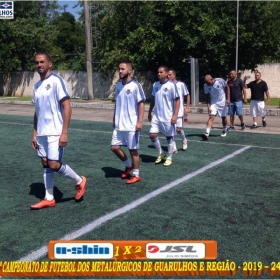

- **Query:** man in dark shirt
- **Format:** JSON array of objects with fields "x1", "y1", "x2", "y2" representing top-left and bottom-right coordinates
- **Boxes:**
[
  {"x1": 244, "y1": 72, "x2": 270, "y2": 128},
  {"x1": 228, "y1": 70, "x2": 247, "y2": 131}
]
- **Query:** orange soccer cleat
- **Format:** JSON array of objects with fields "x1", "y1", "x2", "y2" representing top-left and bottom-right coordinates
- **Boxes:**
[
  {"x1": 76, "y1": 176, "x2": 87, "y2": 200},
  {"x1": 30, "y1": 199, "x2": 56, "y2": 209},
  {"x1": 126, "y1": 175, "x2": 141, "y2": 184},
  {"x1": 121, "y1": 165, "x2": 134, "y2": 179}
]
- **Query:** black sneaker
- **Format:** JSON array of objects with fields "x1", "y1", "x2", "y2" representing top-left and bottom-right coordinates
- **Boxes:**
[
  {"x1": 262, "y1": 120, "x2": 267, "y2": 127},
  {"x1": 241, "y1": 123, "x2": 246, "y2": 130},
  {"x1": 228, "y1": 126, "x2": 234, "y2": 131},
  {"x1": 250, "y1": 124, "x2": 258, "y2": 129},
  {"x1": 202, "y1": 133, "x2": 209, "y2": 140}
]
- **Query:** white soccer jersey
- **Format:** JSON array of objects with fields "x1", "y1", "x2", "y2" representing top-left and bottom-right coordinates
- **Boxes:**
[
  {"x1": 32, "y1": 73, "x2": 70, "y2": 136},
  {"x1": 114, "y1": 79, "x2": 146, "y2": 131},
  {"x1": 204, "y1": 78, "x2": 227, "y2": 106},
  {"x1": 152, "y1": 80, "x2": 179, "y2": 123},
  {"x1": 176, "y1": 81, "x2": 189, "y2": 117}
]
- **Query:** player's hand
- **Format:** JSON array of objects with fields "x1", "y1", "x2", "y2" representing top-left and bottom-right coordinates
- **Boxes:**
[
  {"x1": 31, "y1": 137, "x2": 37, "y2": 150},
  {"x1": 243, "y1": 98, "x2": 248, "y2": 104},
  {"x1": 59, "y1": 133, "x2": 68, "y2": 147},
  {"x1": 136, "y1": 122, "x2": 143, "y2": 131},
  {"x1": 148, "y1": 113, "x2": 152, "y2": 122},
  {"x1": 171, "y1": 116, "x2": 177, "y2": 124},
  {"x1": 267, "y1": 98, "x2": 271, "y2": 105},
  {"x1": 184, "y1": 107, "x2": 189, "y2": 115},
  {"x1": 226, "y1": 99, "x2": 230, "y2": 105}
]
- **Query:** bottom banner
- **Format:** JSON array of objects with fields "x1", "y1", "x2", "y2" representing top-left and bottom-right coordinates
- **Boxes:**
[{"x1": 0, "y1": 260, "x2": 278, "y2": 277}]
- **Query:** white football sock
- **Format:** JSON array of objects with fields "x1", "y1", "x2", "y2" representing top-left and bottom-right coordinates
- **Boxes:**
[
  {"x1": 44, "y1": 168, "x2": 55, "y2": 201},
  {"x1": 58, "y1": 163, "x2": 82, "y2": 185},
  {"x1": 152, "y1": 137, "x2": 163, "y2": 155}
]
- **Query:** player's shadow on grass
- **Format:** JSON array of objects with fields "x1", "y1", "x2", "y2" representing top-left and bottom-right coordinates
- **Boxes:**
[
  {"x1": 147, "y1": 144, "x2": 168, "y2": 152},
  {"x1": 184, "y1": 133, "x2": 205, "y2": 138},
  {"x1": 102, "y1": 167, "x2": 124, "y2": 178},
  {"x1": 29, "y1": 183, "x2": 75, "y2": 203},
  {"x1": 140, "y1": 154, "x2": 158, "y2": 163},
  {"x1": 185, "y1": 132, "x2": 220, "y2": 140}
]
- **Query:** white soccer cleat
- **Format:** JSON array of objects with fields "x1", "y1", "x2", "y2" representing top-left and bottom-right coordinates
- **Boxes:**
[{"x1": 182, "y1": 139, "x2": 188, "y2": 150}]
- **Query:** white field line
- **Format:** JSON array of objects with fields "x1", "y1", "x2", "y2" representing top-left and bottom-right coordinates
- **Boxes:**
[
  {"x1": 19, "y1": 145, "x2": 251, "y2": 261},
  {"x1": 0, "y1": 121, "x2": 279, "y2": 150}
]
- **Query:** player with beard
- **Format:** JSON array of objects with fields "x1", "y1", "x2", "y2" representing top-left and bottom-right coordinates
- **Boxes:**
[
  {"x1": 227, "y1": 70, "x2": 247, "y2": 131},
  {"x1": 111, "y1": 60, "x2": 146, "y2": 184},
  {"x1": 148, "y1": 66, "x2": 180, "y2": 166},
  {"x1": 31, "y1": 52, "x2": 86, "y2": 209},
  {"x1": 244, "y1": 72, "x2": 270, "y2": 128},
  {"x1": 168, "y1": 69, "x2": 190, "y2": 152}
]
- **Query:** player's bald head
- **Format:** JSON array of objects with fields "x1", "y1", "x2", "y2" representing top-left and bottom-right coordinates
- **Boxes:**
[
  {"x1": 204, "y1": 74, "x2": 214, "y2": 85},
  {"x1": 204, "y1": 74, "x2": 212, "y2": 82}
]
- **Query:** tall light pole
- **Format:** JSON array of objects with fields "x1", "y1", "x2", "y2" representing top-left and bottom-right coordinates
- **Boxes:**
[
  {"x1": 84, "y1": 0, "x2": 94, "y2": 100},
  {"x1": 235, "y1": 0, "x2": 239, "y2": 71}
]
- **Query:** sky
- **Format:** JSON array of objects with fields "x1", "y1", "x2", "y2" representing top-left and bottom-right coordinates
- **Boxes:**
[{"x1": 57, "y1": 1, "x2": 83, "y2": 19}]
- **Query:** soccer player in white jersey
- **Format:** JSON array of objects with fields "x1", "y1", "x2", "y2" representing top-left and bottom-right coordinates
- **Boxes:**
[
  {"x1": 168, "y1": 69, "x2": 190, "y2": 152},
  {"x1": 30, "y1": 52, "x2": 86, "y2": 209},
  {"x1": 148, "y1": 66, "x2": 180, "y2": 166},
  {"x1": 111, "y1": 60, "x2": 146, "y2": 184},
  {"x1": 202, "y1": 74, "x2": 230, "y2": 140}
]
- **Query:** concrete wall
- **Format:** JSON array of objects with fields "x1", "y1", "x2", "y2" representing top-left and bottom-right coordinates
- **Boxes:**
[
  {"x1": 243, "y1": 64, "x2": 280, "y2": 98},
  {"x1": 0, "y1": 63, "x2": 279, "y2": 99},
  {"x1": 0, "y1": 70, "x2": 156, "y2": 99}
]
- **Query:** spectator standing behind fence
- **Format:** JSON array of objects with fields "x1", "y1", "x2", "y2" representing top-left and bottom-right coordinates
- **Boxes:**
[
  {"x1": 227, "y1": 70, "x2": 247, "y2": 131},
  {"x1": 243, "y1": 72, "x2": 270, "y2": 128},
  {"x1": 30, "y1": 52, "x2": 86, "y2": 210},
  {"x1": 148, "y1": 65, "x2": 180, "y2": 167},
  {"x1": 202, "y1": 74, "x2": 230, "y2": 140},
  {"x1": 111, "y1": 60, "x2": 146, "y2": 184},
  {"x1": 167, "y1": 69, "x2": 189, "y2": 152}
]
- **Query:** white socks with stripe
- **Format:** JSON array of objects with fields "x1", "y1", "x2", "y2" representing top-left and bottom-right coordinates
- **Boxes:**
[{"x1": 57, "y1": 163, "x2": 82, "y2": 185}]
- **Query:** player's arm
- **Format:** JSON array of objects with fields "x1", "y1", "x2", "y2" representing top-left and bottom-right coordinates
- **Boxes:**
[
  {"x1": 171, "y1": 83, "x2": 180, "y2": 124},
  {"x1": 243, "y1": 76, "x2": 248, "y2": 88},
  {"x1": 243, "y1": 86, "x2": 247, "y2": 103},
  {"x1": 148, "y1": 96, "x2": 155, "y2": 122},
  {"x1": 184, "y1": 94, "x2": 190, "y2": 115},
  {"x1": 225, "y1": 85, "x2": 230, "y2": 105},
  {"x1": 241, "y1": 79, "x2": 247, "y2": 104},
  {"x1": 265, "y1": 90, "x2": 270, "y2": 105},
  {"x1": 136, "y1": 101, "x2": 145, "y2": 131},
  {"x1": 31, "y1": 112, "x2": 38, "y2": 150},
  {"x1": 171, "y1": 97, "x2": 180, "y2": 124},
  {"x1": 243, "y1": 78, "x2": 250, "y2": 104},
  {"x1": 60, "y1": 97, "x2": 72, "y2": 147},
  {"x1": 112, "y1": 103, "x2": 116, "y2": 128},
  {"x1": 183, "y1": 83, "x2": 190, "y2": 115}
]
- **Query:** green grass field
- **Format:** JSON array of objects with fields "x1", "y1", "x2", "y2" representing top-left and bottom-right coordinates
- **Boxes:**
[{"x1": 0, "y1": 114, "x2": 280, "y2": 278}]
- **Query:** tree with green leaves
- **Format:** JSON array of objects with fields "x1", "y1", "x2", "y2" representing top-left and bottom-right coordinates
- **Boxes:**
[
  {"x1": 2, "y1": 0, "x2": 280, "y2": 78},
  {"x1": 0, "y1": 1, "x2": 60, "y2": 70},
  {"x1": 51, "y1": 12, "x2": 86, "y2": 70},
  {"x1": 91, "y1": 1, "x2": 280, "y2": 81},
  {"x1": 0, "y1": 1, "x2": 85, "y2": 71}
]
